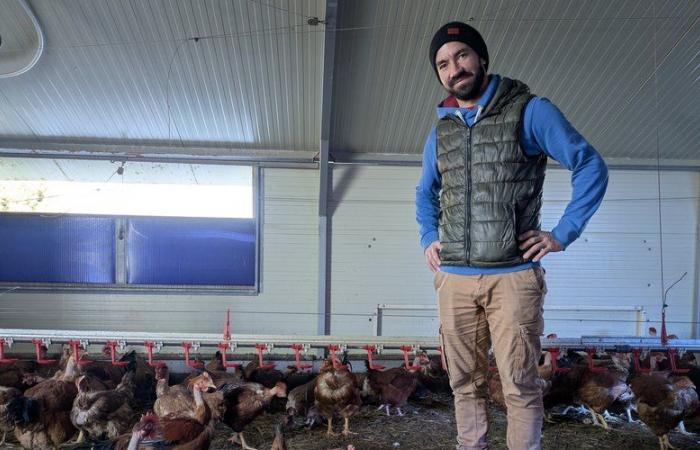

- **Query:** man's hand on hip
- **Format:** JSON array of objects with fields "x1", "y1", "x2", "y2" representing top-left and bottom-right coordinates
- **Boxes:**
[
  {"x1": 425, "y1": 240, "x2": 442, "y2": 272},
  {"x1": 518, "y1": 230, "x2": 564, "y2": 262}
]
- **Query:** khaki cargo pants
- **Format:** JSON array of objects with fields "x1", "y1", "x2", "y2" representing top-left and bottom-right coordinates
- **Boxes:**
[{"x1": 435, "y1": 267, "x2": 547, "y2": 450}]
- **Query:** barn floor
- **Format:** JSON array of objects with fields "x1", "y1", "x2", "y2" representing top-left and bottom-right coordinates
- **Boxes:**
[
  {"x1": 2, "y1": 394, "x2": 699, "y2": 450},
  {"x1": 205, "y1": 394, "x2": 700, "y2": 450}
]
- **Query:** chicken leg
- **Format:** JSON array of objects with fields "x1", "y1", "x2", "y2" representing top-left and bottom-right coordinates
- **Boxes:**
[
  {"x1": 228, "y1": 432, "x2": 258, "y2": 450},
  {"x1": 377, "y1": 404, "x2": 391, "y2": 416},
  {"x1": 659, "y1": 434, "x2": 679, "y2": 450},
  {"x1": 342, "y1": 417, "x2": 356, "y2": 436},
  {"x1": 0, "y1": 431, "x2": 6, "y2": 446},
  {"x1": 602, "y1": 410, "x2": 621, "y2": 423},
  {"x1": 675, "y1": 421, "x2": 696, "y2": 436},
  {"x1": 588, "y1": 409, "x2": 610, "y2": 430},
  {"x1": 326, "y1": 417, "x2": 338, "y2": 437}
]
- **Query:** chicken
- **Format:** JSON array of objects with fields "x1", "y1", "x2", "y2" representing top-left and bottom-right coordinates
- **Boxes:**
[
  {"x1": 0, "y1": 386, "x2": 21, "y2": 445},
  {"x1": 577, "y1": 357, "x2": 634, "y2": 429},
  {"x1": 281, "y1": 367, "x2": 317, "y2": 392},
  {"x1": 204, "y1": 351, "x2": 244, "y2": 381},
  {"x1": 269, "y1": 422, "x2": 286, "y2": 450},
  {"x1": 116, "y1": 350, "x2": 156, "y2": 405},
  {"x1": 75, "y1": 349, "x2": 129, "y2": 390},
  {"x1": 155, "y1": 364, "x2": 170, "y2": 399},
  {"x1": 220, "y1": 380, "x2": 286, "y2": 450},
  {"x1": 314, "y1": 358, "x2": 361, "y2": 436},
  {"x1": 114, "y1": 378, "x2": 215, "y2": 450},
  {"x1": 154, "y1": 369, "x2": 218, "y2": 421},
  {"x1": 6, "y1": 354, "x2": 80, "y2": 450},
  {"x1": 117, "y1": 375, "x2": 215, "y2": 450},
  {"x1": 246, "y1": 364, "x2": 286, "y2": 389},
  {"x1": 416, "y1": 354, "x2": 451, "y2": 395},
  {"x1": 72, "y1": 373, "x2": 113, "y2": 393},
  {"x1": 632, "y1": 373, "x2": 699, "y2": 450},
  {"x1": 542, "y1": 350, "x2": 586, "y2": 411},
  {"x1": 360, "y1": 362, "x2": 411, "y2": 402},
  {"x1": 185, "y1": 352, "x2": 242, "y2": 389},
  {"x1": 285, "y1": 378, "x2": 316, "y2": 418},
  {"x1": 70, "y1": 367, "x2": 137, "y2": 441},
  {"x1": 364, "y1": 361, "x2": 418, "y2": 416},
  {"x1": 0, "y1": 358, "x2": 62, "y2": 392},
  {"x1": 1, "y1": 354, "x2": 63, "y2": 383},
  {"x1": 0, "y1": 365, "x2": 32, "y2": 391}
]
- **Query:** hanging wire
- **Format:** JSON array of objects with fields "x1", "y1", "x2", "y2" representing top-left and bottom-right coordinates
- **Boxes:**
[{"x1": 0, "y1": 12, "x2": 689, "y2": 53}]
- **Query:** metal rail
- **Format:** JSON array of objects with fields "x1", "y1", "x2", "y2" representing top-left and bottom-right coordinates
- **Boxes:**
[
  {"x1": 1, "y1": 329, "x2": 700, "y2": 355},
  {"x1": 374, "y1": 304, "x2": 648, "y2": 337}
]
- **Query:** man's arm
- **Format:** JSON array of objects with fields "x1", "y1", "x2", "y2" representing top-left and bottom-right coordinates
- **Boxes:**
[
  {"x1": 519, "y1": 97, "x2": 609, "y2": 260},
  {"x1": 416, "y1": 128, "x2": 443, "y2": 271}
]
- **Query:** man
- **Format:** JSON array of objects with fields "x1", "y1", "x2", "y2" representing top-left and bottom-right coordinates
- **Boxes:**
[{"x1": 415, "y1": 22, "x2": 608, "y2": 450}]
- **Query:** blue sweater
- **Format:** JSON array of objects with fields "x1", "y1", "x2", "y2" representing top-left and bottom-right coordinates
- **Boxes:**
[{"x1": 416, "y1": 75, "x2": 609, "y2": 275}]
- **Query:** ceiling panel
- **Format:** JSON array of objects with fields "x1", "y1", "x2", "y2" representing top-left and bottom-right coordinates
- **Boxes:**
[
  {"x1": 330, "y1": 0, "x2": 700, "y2": 164},
  {"x1": 0, "y1": 0, "x2": 697, "y2": 165},
  {"x1": 0, "y1": 0, "x2": 325, "y2": 152}
]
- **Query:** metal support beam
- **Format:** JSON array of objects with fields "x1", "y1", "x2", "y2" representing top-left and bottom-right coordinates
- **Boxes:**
[
  {"x1": 330, "y1": 151, "x2": 700, "y2": 172},
  {"x1": 695, "y1": 202, "x2": 700, "y2": 338},
  {"x1": 3, "y1": 141, "x2": 698, "y2": 172},
  {"x1": 0, "y1": 139, "x2": 318, "y2": 168},
  {"x1": 317, "y1": 0, "x2": 338, "y2": 336}
]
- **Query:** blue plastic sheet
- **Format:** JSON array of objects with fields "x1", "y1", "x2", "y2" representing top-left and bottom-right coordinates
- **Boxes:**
[
  {"x1": 0, "y1": 214, "x2": 116, "y2": 283},
  {"x1": 126, "y1": 217, "x2": 256, "y2": 286}
]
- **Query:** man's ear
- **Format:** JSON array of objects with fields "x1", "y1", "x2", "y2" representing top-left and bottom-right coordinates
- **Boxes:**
[{"x1": 480, "y1": 58, "x2": 487, "y2": 70}]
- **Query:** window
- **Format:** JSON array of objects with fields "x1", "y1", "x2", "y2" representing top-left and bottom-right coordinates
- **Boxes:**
[{"x1": 0, "y1": 157, "x2": 259, "y2": 293}]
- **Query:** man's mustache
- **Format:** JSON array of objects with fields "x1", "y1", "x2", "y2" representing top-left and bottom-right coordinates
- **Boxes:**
[{"x1": 449, "y1": 71, "x2": 474, "y2": 87}]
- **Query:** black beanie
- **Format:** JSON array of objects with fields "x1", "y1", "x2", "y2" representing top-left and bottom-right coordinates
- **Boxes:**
[{"x1": 429, "y1": 22, "x2": 489, "y2": 77}]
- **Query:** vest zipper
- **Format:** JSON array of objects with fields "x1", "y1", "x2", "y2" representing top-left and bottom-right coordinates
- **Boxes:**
[{"x1": 466, "y1": 127, "x2": 472, "y2": 265}]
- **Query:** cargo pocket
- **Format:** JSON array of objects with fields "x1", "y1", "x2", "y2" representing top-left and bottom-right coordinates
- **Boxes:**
[
  {"x1": 514, "y1": 318, "x2": 544, "y2": 383},
  {"x1": 437, "y1": 326, "x2": 453, "y2": 382}
]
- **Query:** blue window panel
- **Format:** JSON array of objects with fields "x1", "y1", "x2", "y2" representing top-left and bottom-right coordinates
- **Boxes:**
[
  {"x1": 0, "y1": 215, "x2": 116, "y2": 284},
  {"x1": 127, "y1": 218, "x2": 256, "y2": 286}
]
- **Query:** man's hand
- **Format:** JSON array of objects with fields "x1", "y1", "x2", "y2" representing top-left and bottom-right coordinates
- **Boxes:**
[
  {"x1": 518, "y1": 230, "x2": 563, "y2": 262},
  {"x1": 425, "y1": 240, "x2": 442, "y2": 272}
]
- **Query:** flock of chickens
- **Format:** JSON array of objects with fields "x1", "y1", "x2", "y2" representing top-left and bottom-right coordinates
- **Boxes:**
[
  {"x1": 0, "y1": 344, "x2": 433, "y2": 450},
  {"x1": 487, "y1": 332, "x2": 700, "y2": 450},
  {"x1": 0, "y1": 335, "x2": 699, "y2": 450}
]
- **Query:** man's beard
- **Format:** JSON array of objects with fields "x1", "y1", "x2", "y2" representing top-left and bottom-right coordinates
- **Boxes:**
[{"x1": 447, "y1": 67, "x2": 485, "y2": 101}]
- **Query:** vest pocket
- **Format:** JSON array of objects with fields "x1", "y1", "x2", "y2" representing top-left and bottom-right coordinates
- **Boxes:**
[{"x1": 502, "y1": 203, "x2": 520, "y2": 259}]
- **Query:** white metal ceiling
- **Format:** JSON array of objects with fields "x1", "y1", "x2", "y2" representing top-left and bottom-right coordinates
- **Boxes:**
[{"x1": 0, "y1": 0, "x2": 697, "y2": 166}]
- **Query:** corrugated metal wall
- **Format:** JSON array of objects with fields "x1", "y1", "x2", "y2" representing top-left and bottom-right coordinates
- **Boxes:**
[
  {"x1": 0, "y1": 168, "x2": 319, "y2": 335},
  {"x1": 2, "y1": 165, "x2": 697, "y2": 339},
  {"x1": 329, "y1": 166, "x2": 699, "y2": 338}
]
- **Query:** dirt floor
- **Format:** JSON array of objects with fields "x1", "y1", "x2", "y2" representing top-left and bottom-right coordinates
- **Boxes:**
[
  {"x1": 2, "y1": 394, "x2": 699, "y2": 450},
  {"x1": 204, "y1": 394, "x2": 700, "y2": 450}
]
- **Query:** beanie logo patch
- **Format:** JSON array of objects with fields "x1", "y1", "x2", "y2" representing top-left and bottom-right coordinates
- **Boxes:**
[{"x1": 447, "y1": 27, "x2": 460, "y2": 35}]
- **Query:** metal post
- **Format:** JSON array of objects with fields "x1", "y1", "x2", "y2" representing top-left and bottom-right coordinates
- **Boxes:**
[
  {"x1": 317, "y1": 0, "x2": 338, "y2": 336},
  {"x1": 695, "y1": 202, "x2": 700, "y2": 338}
]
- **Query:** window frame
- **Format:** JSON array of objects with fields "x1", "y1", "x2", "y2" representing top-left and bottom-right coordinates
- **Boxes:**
[{"x1": 0, "y1": 165, "x2": 262, "y2": 296}]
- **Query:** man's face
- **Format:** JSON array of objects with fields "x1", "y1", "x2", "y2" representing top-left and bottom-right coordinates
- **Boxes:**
[{"x1": 435, "y1": 41, "x2": 486, "y2": 101}]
